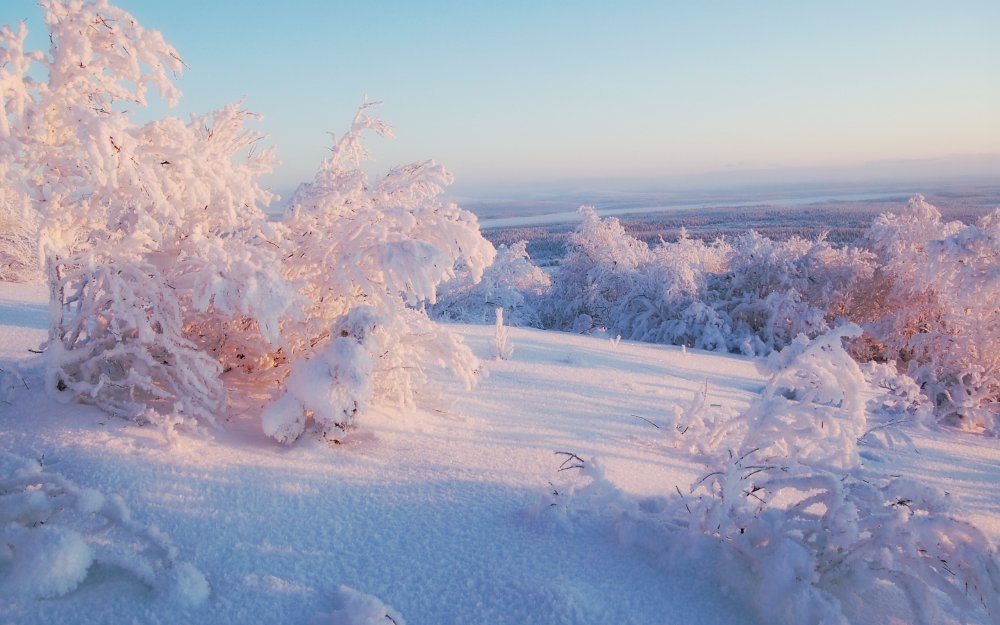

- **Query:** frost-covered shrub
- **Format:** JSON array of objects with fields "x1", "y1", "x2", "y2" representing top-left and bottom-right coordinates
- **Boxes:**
[
  {"x1": 553, "y1": 328, "x2": 1000, "y2": 625},
  {"x1": 863, "y1": 195, "x2": 1000, "y2": 433},
  {"x1": 680, "y1": 326, "x2": 1000, "y2": 625},
  {"x1": 0, "y1": 452, "x2": 208, "y2": 603},
  {"x1": 687, "y1": 456, "x2": 1000, "y2": 625},
  {"x1": 665, "y1": 380, "x2": 739, "y2": 456},
  {"x1": 432, "y1": 241, "x2": 550, "y2": 328},
  {"x1": 716, "y1": 232, "x2": 874, "y2": 355},
  {"x1": 702, "y1": 325, "x2": 869, "y2": 469},
  {"x1": 2, "y1": 2, "x2": 493, "y2": 443},
  {"x1": 858, "y1": 361, "x2": 935, "y2": 450},
  {"x1": 494, "y1": 307, "x2": 513, "y2": 360},
  {"x1": 45, "y1": 256, "x2": 227, "y2": 430},
  {"x1": 543, "y1": 208, "x2": 873, "y2": 355},
  {"x1": 1, "y1": 1, "x2": 292, "y2": 430},
  {"x1": 263, "y1": 305, "x2": 442, "y2": 444},
  {"x1": 542, "y1": 208, "x2": 734, "y2": 344},
  {"x1": 0, "y1": 174, "x2": 40, "y2": 283},
  {"x1": 541, "y1": 206, "x2": 654, "y2": 331},
  {"x1": 266, "y1": 102, "x2": 495, "y2": 443}
]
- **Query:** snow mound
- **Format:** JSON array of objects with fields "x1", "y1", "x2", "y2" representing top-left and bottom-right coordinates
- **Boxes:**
[
  {"x1": 0, "y1": 523, "x2": 93, "y2": 599},
  {"x1": 0, "y1": 452, "x2": 208, "y2": 604},
  {"x1": 312, "y1": 585, "x2": 406, "y2": 625}
]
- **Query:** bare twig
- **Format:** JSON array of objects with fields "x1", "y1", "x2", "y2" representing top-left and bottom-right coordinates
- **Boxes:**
[
  {"x1": 630, "y1": 414, "x2": 660, "y2": 429},
  {"x1": 736, "y1": 446, "x2": 761, "y2": 464},
  {"x1": 857, "y1": 419, "x2": 909, "y2": 441},
  {"x1": 554, "y1": 451, "x2": 585, "y2": 471},
  {"x1": 675, "y1": 484, "x2": 691, "y2": 514},
  {"x1": 692, "y1": 470, "x2": 724, "y2": 491}
]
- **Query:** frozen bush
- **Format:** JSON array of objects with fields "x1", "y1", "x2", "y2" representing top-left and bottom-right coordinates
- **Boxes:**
[
  {"x1": 625, "y1": 232, "x2": 732, "y2": 348},
  {"x1": 711, "y1": 232, "x2": 874, "y2": 355},
  {"x1": 494, "y1": 307, "x2": 513, "y2": 360},
  {"x1": 687, "y1": 455, "x2": 1000, "y2": 625},
  {"x1": 0, "y1": 172, "x2": 40, "y2": 283},
  {"x1": 45, "y1": 257, "x2": 227, "y2": 431},
  {"x1": 704, "y1": 325, "x2": 869, "y2": 470},
  {"x1": 267, "y1": 101, "x2": 494, "y2": 443},
  {"x1": 1, "y1": 1, "x2": 292, "y2": 429},
  {"x1": 683, "y1": 327, "x2": 1000, "y2": 625},
  {"x1": 541, "y1": 206, "x2": 653, "y2": 331},
  {"x1": 863, "y1": 195, "x2": 1000, "y2": 433},
  {"x1": 2, "y1": 2, "x2": 494, "y2": 442},
  {"x1": 543, "y1": 209, "x2": 873, "y2": 356},
  {"x1": 553, "y1": 327, "x2": 1000, "y2": 625},
  {"x1": 858, "y1": 361, "x2": 935, "y2": 451},
  {"x1": 432, "y1": 241, "x2": 550, "y2": 328}
]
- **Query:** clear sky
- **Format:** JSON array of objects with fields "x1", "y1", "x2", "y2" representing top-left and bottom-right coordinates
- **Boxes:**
[{"x1": 4, "y1": 1, "x2": 999, "y2": 199}]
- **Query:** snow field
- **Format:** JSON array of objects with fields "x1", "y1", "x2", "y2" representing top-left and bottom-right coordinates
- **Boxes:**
[
  {"x1": 2, "y1": 283, "x2": 999, "y2": 624},
  {"x1": 1, "y1": 283, "x2": 763, "y2": 624}
]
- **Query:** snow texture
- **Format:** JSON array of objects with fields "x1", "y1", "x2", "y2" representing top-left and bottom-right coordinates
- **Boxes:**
[
  {"x1": 312, "y1": 586, "x2": 406, "y2": 625},
  {"x1": 0, "y1": 450, "x2": 208, "y2": 605}
]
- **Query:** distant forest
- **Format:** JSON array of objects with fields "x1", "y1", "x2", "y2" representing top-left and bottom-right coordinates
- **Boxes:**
[{"x1": 484, "y1": 191, "x2": 1000, "y2": 265}]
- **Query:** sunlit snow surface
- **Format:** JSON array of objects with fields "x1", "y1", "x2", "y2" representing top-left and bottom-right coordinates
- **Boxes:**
[{"x1": 1, "y1": 282, "x2": 997, "y2": 624}]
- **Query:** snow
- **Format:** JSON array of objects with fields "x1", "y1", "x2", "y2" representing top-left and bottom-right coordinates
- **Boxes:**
[
  {"x1": 1, "y1": 524, "x2": 93, "y2": 599},
  {"x1": 313, "y1": 586, "x2": 407, "y2": 625},
  {"x1": 0, "y1": 282, "x2": 46, "y2": 361},
  {"x1": 1, "y1": 281, "x2": 998, "y2": 624}
]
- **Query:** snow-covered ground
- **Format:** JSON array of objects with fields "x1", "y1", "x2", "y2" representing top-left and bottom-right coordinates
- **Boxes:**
[{"x1": 1, "y1": 282, "x2": 998, "y2": 624}]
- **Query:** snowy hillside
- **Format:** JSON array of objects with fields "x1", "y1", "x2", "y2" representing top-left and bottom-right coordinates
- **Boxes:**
[
  {"x1": 2, "y1": 282, "x2": 998, "y2": 625},
  {"x1": 3, "y1": 3, "x2": 999, "y2": 624}
]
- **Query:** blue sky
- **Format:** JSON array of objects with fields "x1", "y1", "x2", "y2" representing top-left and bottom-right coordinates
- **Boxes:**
[{"x1": 5, "y1": 1, "x2": 999, "y2": 199}]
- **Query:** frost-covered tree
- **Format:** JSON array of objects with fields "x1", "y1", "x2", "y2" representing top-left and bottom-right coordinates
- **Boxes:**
[
  {"x1": 432, "y1": 240, "x2": 550, "y2": 327},
  {"x1": 262, "y1": 101, "x2": 495, "y2": 443},
  {"x1": 543, "y1": 207, "x2": 873, "y2": 355},
  {"x1": 0, "y1": 1, "x2": 293, "y2": 430},
  {"x1": 0, "y1": 173, "x2": 39, "y2": 283},
  {"x1": 863, "y1": 195, "x2": 1000, "y2": 433},
  {"x1": 2, "y1": 1, "x2": 493, "y2": 442},
  {"x1": 541, "y1": 206, "x2": 654, "y2": 332}
]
